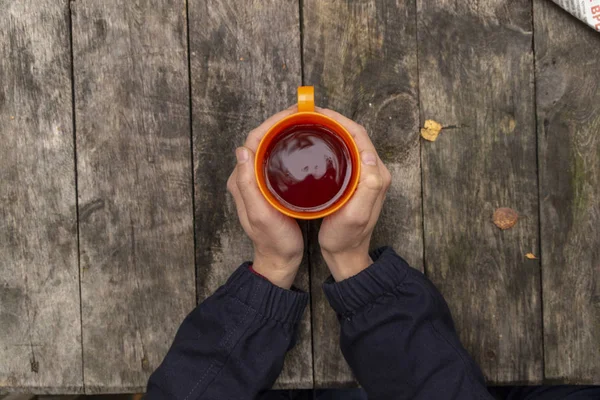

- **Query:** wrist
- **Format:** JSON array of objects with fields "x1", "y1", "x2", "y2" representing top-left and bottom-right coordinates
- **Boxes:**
[
  {"x1": 252, "y1": 252, "x2": 302, "y2": 289},
  {"x1": 321, "y1": 250, "x2": 372, "y2": 281}
]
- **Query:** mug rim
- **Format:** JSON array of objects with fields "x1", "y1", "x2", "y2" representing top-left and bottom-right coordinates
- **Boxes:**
[{"x1": 254, "y1": 111, "x2": 361, "y2": 220}]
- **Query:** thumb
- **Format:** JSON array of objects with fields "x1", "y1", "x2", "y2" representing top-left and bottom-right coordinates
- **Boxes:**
[
  {"x1": 341, "y1": 150, "x2": 384, "y2": 223},
  {"x1": 234, "y1": 146, "x2": 272, "y2": 221}
]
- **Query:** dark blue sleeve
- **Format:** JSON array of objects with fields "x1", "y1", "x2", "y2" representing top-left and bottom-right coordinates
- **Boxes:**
[
  {"x1": 322, "y1": 247, "x2": 493, "y2": 400},
  {"x1": 145, "y1": 263, "x2": 308, "y2": 400}
]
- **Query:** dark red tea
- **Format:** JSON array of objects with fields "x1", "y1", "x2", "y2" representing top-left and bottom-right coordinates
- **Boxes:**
[{"x1": 264, "y1": 124, "x2": 352, "y2": 212}]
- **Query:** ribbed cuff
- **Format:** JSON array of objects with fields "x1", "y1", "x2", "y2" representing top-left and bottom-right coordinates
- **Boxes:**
[
  {"x1": 322, "y1": 247, "x2": 411, "y2": 316},
  {"x1": 225, "y1": 263, "x2": 309, "y2": 324}
]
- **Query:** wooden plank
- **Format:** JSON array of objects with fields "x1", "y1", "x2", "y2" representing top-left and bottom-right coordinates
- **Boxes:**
[
  {"x1": 418, "y1": 0, "x2": 542, "y2": 384},
  {"x1": 0, "y1": 0, "x2": 82, "y2": 394},
  {"x1": 533, "y1": 0, "x2": 600, "y2": 384},
  {"x1": 303, "y1": 0, "x2": 423, "y2": 387},
  {"x1": 72, "y1": 0, "x2": 195, "y2": 393},
  {"x1": 37, "y1": 396, "x2": 80, "y2": 400},
  {"x1": 189, "y1": 0, "x2": 312, "y2": 389},
  {"x1": 0, "y1": 396, "x2": 36, "y2": 400}
]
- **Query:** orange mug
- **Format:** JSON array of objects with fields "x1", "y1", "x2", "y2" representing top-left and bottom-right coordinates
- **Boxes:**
[{"x1": 255, "y1": 86, "x2": 360, "y2": 220}]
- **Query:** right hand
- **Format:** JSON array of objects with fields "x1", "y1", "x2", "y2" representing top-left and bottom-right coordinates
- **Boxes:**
[{"x1": 316, "y1": 108, "x2": 392, "y2": 281}]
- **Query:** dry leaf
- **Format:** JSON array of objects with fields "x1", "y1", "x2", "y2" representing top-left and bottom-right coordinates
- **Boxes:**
[
  {"x1": 492, "y1": 207, "x2": 518, "y2": 230},
  {"x1": 525, "y1": 253, "x2": 537, "y2": 259},
  {"x1": 420, "y1": 119, "x2": 443, "y2": 141}
]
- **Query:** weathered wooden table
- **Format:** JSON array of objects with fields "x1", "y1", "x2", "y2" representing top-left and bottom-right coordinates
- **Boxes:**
[{"x1": 1, "y1": 0, "x2": 599, "y2": 394}]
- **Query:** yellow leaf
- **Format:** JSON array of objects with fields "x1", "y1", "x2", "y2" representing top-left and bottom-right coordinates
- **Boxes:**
[
  {"x1": 525, "y1": 253, "x2": 537, "y2": 260},
  {"x1": 420, "y1": 119, "x2": 443, "y2": 142}
]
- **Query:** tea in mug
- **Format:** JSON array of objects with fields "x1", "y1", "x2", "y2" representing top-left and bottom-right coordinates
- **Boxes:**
[{"x1": 263, "y1": 124, "x2": 352, "y2": 212}]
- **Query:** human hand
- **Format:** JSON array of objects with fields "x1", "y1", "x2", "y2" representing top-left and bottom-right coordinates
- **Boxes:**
[
  {"x1": 317, "y1": 108, "x2": 392, "y2": 281},
  {"x1": 227, "y1": 107, "x2": 303, "y2": 289}
]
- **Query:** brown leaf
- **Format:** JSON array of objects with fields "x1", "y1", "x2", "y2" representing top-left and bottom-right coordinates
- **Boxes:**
[
  {"x1": 420, "y1": 119, "x2": 443, "y2": 141},
  {"x1": 492, "y1": 207, "x2": 518, "y2": 230},
  {"x1": 525, "y1": 253, "x2": 537, "y2": 260}
]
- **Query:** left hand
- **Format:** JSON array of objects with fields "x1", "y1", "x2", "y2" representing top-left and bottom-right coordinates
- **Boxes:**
[{"x1": 227, "y1": 106, "x2": 303, "y2": 289}]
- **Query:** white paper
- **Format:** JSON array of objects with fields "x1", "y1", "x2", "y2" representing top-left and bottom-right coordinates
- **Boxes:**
[{"x1": 552, "y1": 0, "x2": 600, "y2": 31}]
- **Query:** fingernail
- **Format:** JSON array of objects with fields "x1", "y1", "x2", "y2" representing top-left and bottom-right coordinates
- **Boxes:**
[
  {"x1": 236, "y1": 147, "x2": 248, "y2": 164},
  {"x1": 362, "y1": 151, "x2": 377, "y2": 166}
]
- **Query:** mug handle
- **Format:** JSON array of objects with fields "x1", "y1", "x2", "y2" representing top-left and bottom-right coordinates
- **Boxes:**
[{"x1": 298, "y1": 86, "x2": 315, "y2": 112}]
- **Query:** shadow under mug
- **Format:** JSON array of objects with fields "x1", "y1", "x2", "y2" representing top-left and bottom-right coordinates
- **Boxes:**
[{"x1": 254, "y1": 86, "x2": 360, "y2": 220}]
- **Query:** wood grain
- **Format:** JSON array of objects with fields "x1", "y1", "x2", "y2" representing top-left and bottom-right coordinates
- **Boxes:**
[
  {"x1": 534, "y1": 0, "x2": 600, "y2": 384},
  {"x1": 72, "y1": 0, "x2": 195, "y2": 393},
  {"x1": 303, "y1": 0, "x2": 423, "y2": 387},
  {"x1": 188, "y1": 0, "x2": 312, "y2": 389},
  {"x1": 0, "y1": 0, "x2": 82, "y2": 394},
  {"x1": 418, "y1": 0, "x2": 542, "y2": 384}
]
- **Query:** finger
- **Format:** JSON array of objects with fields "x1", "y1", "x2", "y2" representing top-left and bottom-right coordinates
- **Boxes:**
[
  {"x1": 365, "y1": 162, "x2": 392, "y2": 226},
  {"x1": 378, "y1": 160, "x2": 392, "y2": 192},
  {"x1": 372, "y1": 186, "x2": 387, "y2": 222},
  {"x1": 245, "y1": 105, "x2": 297, "y2": 151},
  {"x1": 227, "y1": 168, "x2": 251, "y2": 230},
  {"x1": 368, "y1": 161, "x2": 391, "y2": 220},
  {"x1": 368, "y1": 158, "x2": 392, "y2": 213},
  {"x1": 316, "y1": 107, "x2": 376, "y2": 153},
  {"x1": 317, "y1": 106, "x2": 389, "y2": 185},
  {"x1": 340, "y1": 150, "x2": 384, "y2": 225},
  {"x1": 234, "y1": 146, "x2": 276, "y2": 226}
]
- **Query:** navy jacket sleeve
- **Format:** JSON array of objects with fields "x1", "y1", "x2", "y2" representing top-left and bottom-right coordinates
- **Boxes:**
[
  {"x1": 322, "y1": 247, "x2": 493, "y2": 400},
  {"x1": 145, "y1": 263, "x2": 308, "y2": 400}
]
